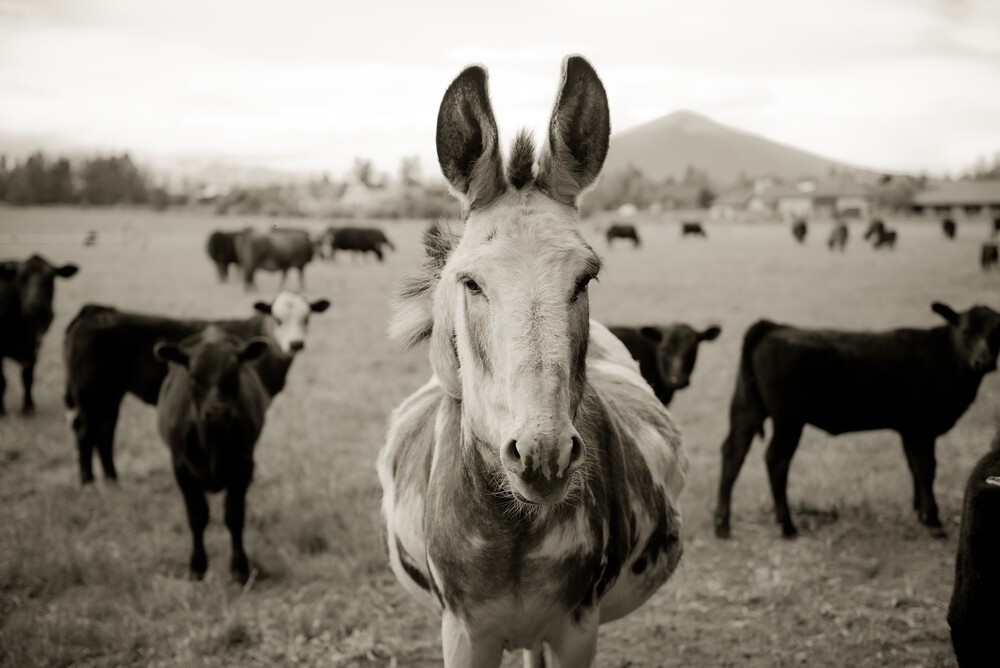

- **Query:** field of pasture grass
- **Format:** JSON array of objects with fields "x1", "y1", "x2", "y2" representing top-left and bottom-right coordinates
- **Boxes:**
[{"x1": 1, "y1": 207, "x2": 998, "y2": 667}]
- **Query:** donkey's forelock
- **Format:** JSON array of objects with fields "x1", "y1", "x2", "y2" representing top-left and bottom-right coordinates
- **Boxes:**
[
  {"x1": 388, "y1": 222, "x2": 461, "y2": 348},
  {"x1": 507, "y1": 130, "x2": 536, "y2": 191}
]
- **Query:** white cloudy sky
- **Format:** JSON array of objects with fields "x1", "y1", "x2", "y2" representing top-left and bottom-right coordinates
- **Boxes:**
[{"x1": 1, "y1": 0, "x2": 998, "y2": 177}]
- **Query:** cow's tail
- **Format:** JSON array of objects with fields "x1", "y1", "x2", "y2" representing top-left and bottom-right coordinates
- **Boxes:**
[{"x1": 732, "y1": 320, "x2": 778, "y2": 437}]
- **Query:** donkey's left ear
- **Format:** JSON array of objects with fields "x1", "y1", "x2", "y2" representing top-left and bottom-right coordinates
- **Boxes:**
[
  {"x1": 436, "y1": 65, "x2": 505, "y2": 212},
  {"x1": 536, "y1": 55, "x2": 611, "y2": 207}
]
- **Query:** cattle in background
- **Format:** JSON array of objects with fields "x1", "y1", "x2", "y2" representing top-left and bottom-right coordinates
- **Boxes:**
[
  {"x1": 0, "y1": 255, "x2": 78, "y2": 415},
  {"x1": 948, "y1": 433, "x2": 1000, "y2": 667},
  {"x1": 993, "y1": 217, "x2": 1000, "y2": 238},
  {"x1": 610, "y1": 324, "x2": 721, "y2": 406},
  {"x1": 83, "y1": 231, "x2": 98, "y2": 247},
  {"x1": 63, "y1": 292, "x2": 329, "y2": 484},
  {"x1": 863, "y1": 219, "x2": 886, "y2": 242},
  {"x1": 606, "y1": 223, "x2": 640, "y2": 247},
  {"x1": 828, "y1": 221, "x2": 849, "y2": 251},
  {"x1": 942, "y1": 218, "x2": 957, "y2": 240},
  {"x1": 319, "y1": 226, "x2": 395, "y2": 261},
  {"x1": 155, "y1": 328, "x2": 271, "y2": 583},
  {"x1": 791, "y1": 219, "x2": 808, "y2": 244},
  {"x1": 682, "y1": 221, "x2": 707, "y2": 237},
  {"x1": 206, "y1": 229, "x2": 246, "y2": 282},
  {"x1": 714, "y1": 302, "x2": 1000, "y2": 540},
  {"x1": 380, "y1": 56, "x2": 687, "y2": 666},
  {"x1": 872, "y1": 227, "x2": 898, "y2": 250},
  {"x1": 235, "y1": 228, "x2": 313, "y2": 291},
  {"x1": 981, "y1": 241, "x2": 999, "y2": 272}
]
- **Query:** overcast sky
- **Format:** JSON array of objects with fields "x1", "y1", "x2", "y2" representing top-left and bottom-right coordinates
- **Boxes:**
[{"x1": 1, "y1": 0, "x2": 998, "y2": 178}]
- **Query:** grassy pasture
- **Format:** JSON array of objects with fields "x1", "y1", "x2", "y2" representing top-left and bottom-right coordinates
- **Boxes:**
[{"x1": 1, "y1": 207, "x2": 997, "y2": 667}]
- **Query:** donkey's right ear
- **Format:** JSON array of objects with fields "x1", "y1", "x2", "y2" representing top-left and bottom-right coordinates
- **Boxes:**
[{"x1": 436, "y1": 66, "x2": 506, "y2": 213}]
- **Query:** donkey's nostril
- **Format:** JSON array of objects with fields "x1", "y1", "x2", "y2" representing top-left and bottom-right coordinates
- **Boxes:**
[
  {"x1": 569, "y1": 435, "x2": 584, "y2": 465},
  {"x1": 502, "y1": 439, "x2": 520, "y2": 463}
]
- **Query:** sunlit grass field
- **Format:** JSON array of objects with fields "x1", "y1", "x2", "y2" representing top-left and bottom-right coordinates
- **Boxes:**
[{"x1": 1, "y1": 207, "x2": 997, "y2": 667}]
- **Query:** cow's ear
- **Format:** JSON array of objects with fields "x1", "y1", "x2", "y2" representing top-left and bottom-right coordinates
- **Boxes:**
[
  {"x1": 0, "y1": 262, "x2": 16, "y2": 280},
  {"x1": 154, "y1": 342, "x2": 188, "y2": 367},
  {"x1": 238, "y1": 338, "x2": 270, "y2": 363},
  {"x1": 931, "y1": 302, "x2": 960, "y2": 326},
  {"x1": 56, "y1": 264, "x2": 79, "y2": 278},
  {"x1": 310, "y1": 299, "x2": 331, "y2": 313},
  {"x1": 639, "y1": 327, "x2": 663, "y2": 342},
  {"x1": 254, "y1": 302, "x2": 272, "y2": 315},
  {"x1": 699, "y1": 325, "x2": 722, "y2": 341}
]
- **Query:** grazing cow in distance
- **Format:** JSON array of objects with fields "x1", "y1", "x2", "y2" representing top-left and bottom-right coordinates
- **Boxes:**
[
  {"x1": 83, "y1": 231, "x2": 98, "y2": 247},
  {"x1": 863, "y1": 219, "x2": 886, "y2": 242},
  {"x1": 0, "y1": 255, "x2": 78, "y2": 415},
  {"x1": 156, "y1": 328, "x2": 271, "y2": 583},
  {"x1": 948, "y1": 433, "x2": 1000, "y2": 667},
  {"x1": 714, "y1": 302, "x2": 1000, "y2": 540},
  {"x1": 380, "y1": 57, "x2": 687, "y2": 666},
  {"x1": 606, "y1": 223, "x2": 640, "y2": 247},
  {"x1": 682, "y1": 221, "x2": 707, "y2": 237},
  {"x1": 981, "y1": 241, "x2": 999, "y2": 272},
  {"x1": 235, "y1": 228, "x2": 313, "y2": 291},
  {"x1": 873, "y1": 227, "x2": 898, "y2": 249},
  {"x1": 610, "y1": 323, "x2": 722, "y2": 405},
  {"x1": 206, "y1": 229, "x2": 247, "y2": 282},
  {"x1": 828, "y1": 221, "x2": 849, "y2": 251},
  {"x1": 791, "y1": 219, "x2": 808, "y2": 244},
  {"x1": 319, "y1": 226, "x2": 395, "y2": 262},
  {"x1": 942, "y1": 218, "x2": 957, "y2": 240},
  {"x1": 63, "y1": 291, "x2": 330, "y2": 484},
  {"x1": 993, "y1": 217, "x2": 1000, "y2": 238}
]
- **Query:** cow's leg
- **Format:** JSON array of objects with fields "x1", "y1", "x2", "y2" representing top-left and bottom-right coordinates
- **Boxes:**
[
  {"x1": 0, "y1": 361, "x2": 6, "y2": 416},
  {"x1": 297, "y1": 266, "x2": 305, "y2": 291},
  {"x1": 175, "y1": 465, "x2": 209, "y2": 578},
  {"x1": 95, "y1": 404, "x2": 120, "y2": 481},
  {"x1": 20, "y1": 362, "x2": 35, "y2": 415},
  {"x1": 441, "y1": 612, "x2": 502, "y2": 668},
  {"x1": 243, "y1": 266, "x2": 256, "y2": 293},
  {"x1": 714, "y1": 421, "x2": 758, "y2": 538},
  {"x1": 225, "y1": 475, "x2": 251, "y2": 583},
  {"x1": 765, "y1": 421, "x2": 804, "y2": 538},
  {"x1": 546, "y1": 610, "x2": 599, "y2": 667},
  {"x1": 72, "y1": 409, "x2": 97, "y2": 485},
  {"x1": 903, "y1": 434, "x2": 944, "y2": 537},
  {"x1": 278, "y1": 269, "x2": 288, "y2": 290},
  {"x1": 900, "y1": 442, "x2": 920, "y2": 510},
  {"x1": 375, "y1": 247, "x2": 384, "y2": 262}
]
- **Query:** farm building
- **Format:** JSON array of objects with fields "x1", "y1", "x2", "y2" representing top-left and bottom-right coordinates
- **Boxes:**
[
  {"x1": 911, "y1": 180, "x2": 1000, "y2": 218},
  {"x1": 710, "y1": 187, "x2": 772, "y2": 220},
  {"x1": 714, "y1": 179, "x2": 874, "y2": 220}
]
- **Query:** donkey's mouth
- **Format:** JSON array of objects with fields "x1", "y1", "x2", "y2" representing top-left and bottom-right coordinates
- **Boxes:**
[{"x1": 506, "y1": 471, "x2": 575, "y2": 507}]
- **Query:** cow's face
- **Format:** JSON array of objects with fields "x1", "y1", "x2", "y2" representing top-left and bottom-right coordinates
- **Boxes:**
[
  {"x1": 933, "y1": 302, "x2": 1000, "y2": 373},
  {"x1": 5, "y1": 255, "x2": 78, "y2": 332},
  {"x1": 641, "y1": 324, "x2": 721, "y2": 390},
  {"x1": 254, "y1": 291, "x2": 330, "y2": 354}
]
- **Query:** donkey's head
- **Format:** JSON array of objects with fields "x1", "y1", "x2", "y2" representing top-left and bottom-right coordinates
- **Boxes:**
[{"x1": 392, "y1": 56, "x2": 610, "y2": 506}]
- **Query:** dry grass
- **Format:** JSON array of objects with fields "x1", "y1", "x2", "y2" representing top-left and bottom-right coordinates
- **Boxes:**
[{"x1": 1, "y1": 207, "x2": 997, "y2": 667}]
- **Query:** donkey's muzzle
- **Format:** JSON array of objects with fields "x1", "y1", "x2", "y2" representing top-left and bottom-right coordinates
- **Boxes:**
[{"x1": 501, "y1": 429, "x2": 585, "y2": 504}]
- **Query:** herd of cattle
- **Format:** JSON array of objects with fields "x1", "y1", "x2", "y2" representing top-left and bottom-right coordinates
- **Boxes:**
[{"x1": 4, "y1": 85, "x2": 1000, "y2": 664}]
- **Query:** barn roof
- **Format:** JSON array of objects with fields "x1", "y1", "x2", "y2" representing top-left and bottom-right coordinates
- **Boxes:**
[{"x1": 913, "y1": 180, "x2": 1000, "y2": 206}]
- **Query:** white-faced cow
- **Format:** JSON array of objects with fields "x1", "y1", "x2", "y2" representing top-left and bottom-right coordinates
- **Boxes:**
[
  {"x1": 0, "y1": 255, "x2": 78, "y2": 415},
  {"x1": 715, "y1": 303, "x2": 1000, "y2": 540},
  {"x1": 378, "y1": 56, "x2": 688, "y2": 667},
  {"x1": 64, "y1": 291, "x2": 329, "y2": 484}
]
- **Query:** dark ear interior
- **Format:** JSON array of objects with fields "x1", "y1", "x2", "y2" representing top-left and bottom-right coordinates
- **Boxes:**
[
  {"x1": 700, "y1": 325, "x2": 722, "y2": 341},
  {"x1": 238, "y1": 338, "x2": 270, "y2": 362},
  {"x1": 639, "y1": 326, "x2": 663, "y2": 342},
  {"x1": 56, "y1": 264, "x2": 79, "y2": 278},
  {"x1": 310, "y1": 299, "x2": 331, "y2": 313},
  {"x1": 254, "y1": 302, "x2": 272, "y2": 315},
  {"x1": 435, "y1": 65, "x2": 504, "y2": 210},
  {"x1": 931, "y1": 301, "x2": 960, "y2": 325},
  {"x1": 154, "y1": 342, "x2": 189, "y2": 366}
]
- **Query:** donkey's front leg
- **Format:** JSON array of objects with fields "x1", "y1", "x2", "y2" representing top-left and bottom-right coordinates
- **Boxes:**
[
  {"x1": 442, "y1": 611, "x2": 502, "y2": 668},
  {"x1": 546, "y1": 610, "x2": 599, "y2": 667}
]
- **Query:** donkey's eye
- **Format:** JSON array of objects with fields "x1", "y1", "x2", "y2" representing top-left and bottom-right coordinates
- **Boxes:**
[
  {"x1": 573, "y1": 274, "x2": 597, "y2": 299},
  {"x1": 462, "y1": 277, "x2": 482, "y2": 295}
]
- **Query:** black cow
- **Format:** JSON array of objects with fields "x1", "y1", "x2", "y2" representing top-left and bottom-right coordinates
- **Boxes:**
[
  {"x1": 791, "y1": 220, "x2": 808, "y2": 244},
  {"x1": 320, "y1": 226, "x2": 395, "y2": 262},
  {"x1": 714, "y1": 302, "x2": 1000, "y2": 540},
  {"x1": 828, "y1": 221, "x2": 849, "y2": 252},
  {"x1": 981, "y1": 241, "x2": 999, "y2": 272},
  {"x1": 156, "y1": 327, "x2": 271, "y2": 583},
  {"x1": 63, "y1": 291, "x2": 329, "y2": 484},
  {"x1": 235, "y1": 228, "x2": 314, "y2": 291},
  {"x1": 0, "y1": 255, "x2": 78, "y2": 415},
  {"x1": 83, "y1": 231, "x2": 98, "y2": 247},
  {"x1": 948, "y1": 433, "x2": 1000, "y2": 667},
  {"x1": 993, "y1": 217, "x2": 1000, "y2": 238},
  {"x1": 863, "y1": 219, "x2": 886, "y2": 241},
  {"x1": 606, "y1": 224, "x2": 640, "y2": 247},
  {"x1": 873, "y1": 227, "x2": 898, "y2": 250},
  {"x1": 610, "y1": 324, "x2": 721, "y2": 406},
  {"x1": 206, "y1": 229, "x2": 246, "y2": 282},
  {"x1": 682, "y1": 222, "x2": 707, "y2": 237},
  {"x1": 942, "y1": 219, "x2": 957, "y2": 240}
]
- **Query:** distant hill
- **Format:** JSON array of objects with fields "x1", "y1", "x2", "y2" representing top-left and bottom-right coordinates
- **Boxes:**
[{"x1": 603, "y1": 110, "x2": 875, "y2": 185}]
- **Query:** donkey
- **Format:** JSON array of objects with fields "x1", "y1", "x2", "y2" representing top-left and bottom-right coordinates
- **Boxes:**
[{"x1": 378, "y1": 56, "x2": 688, "y2": 667}]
